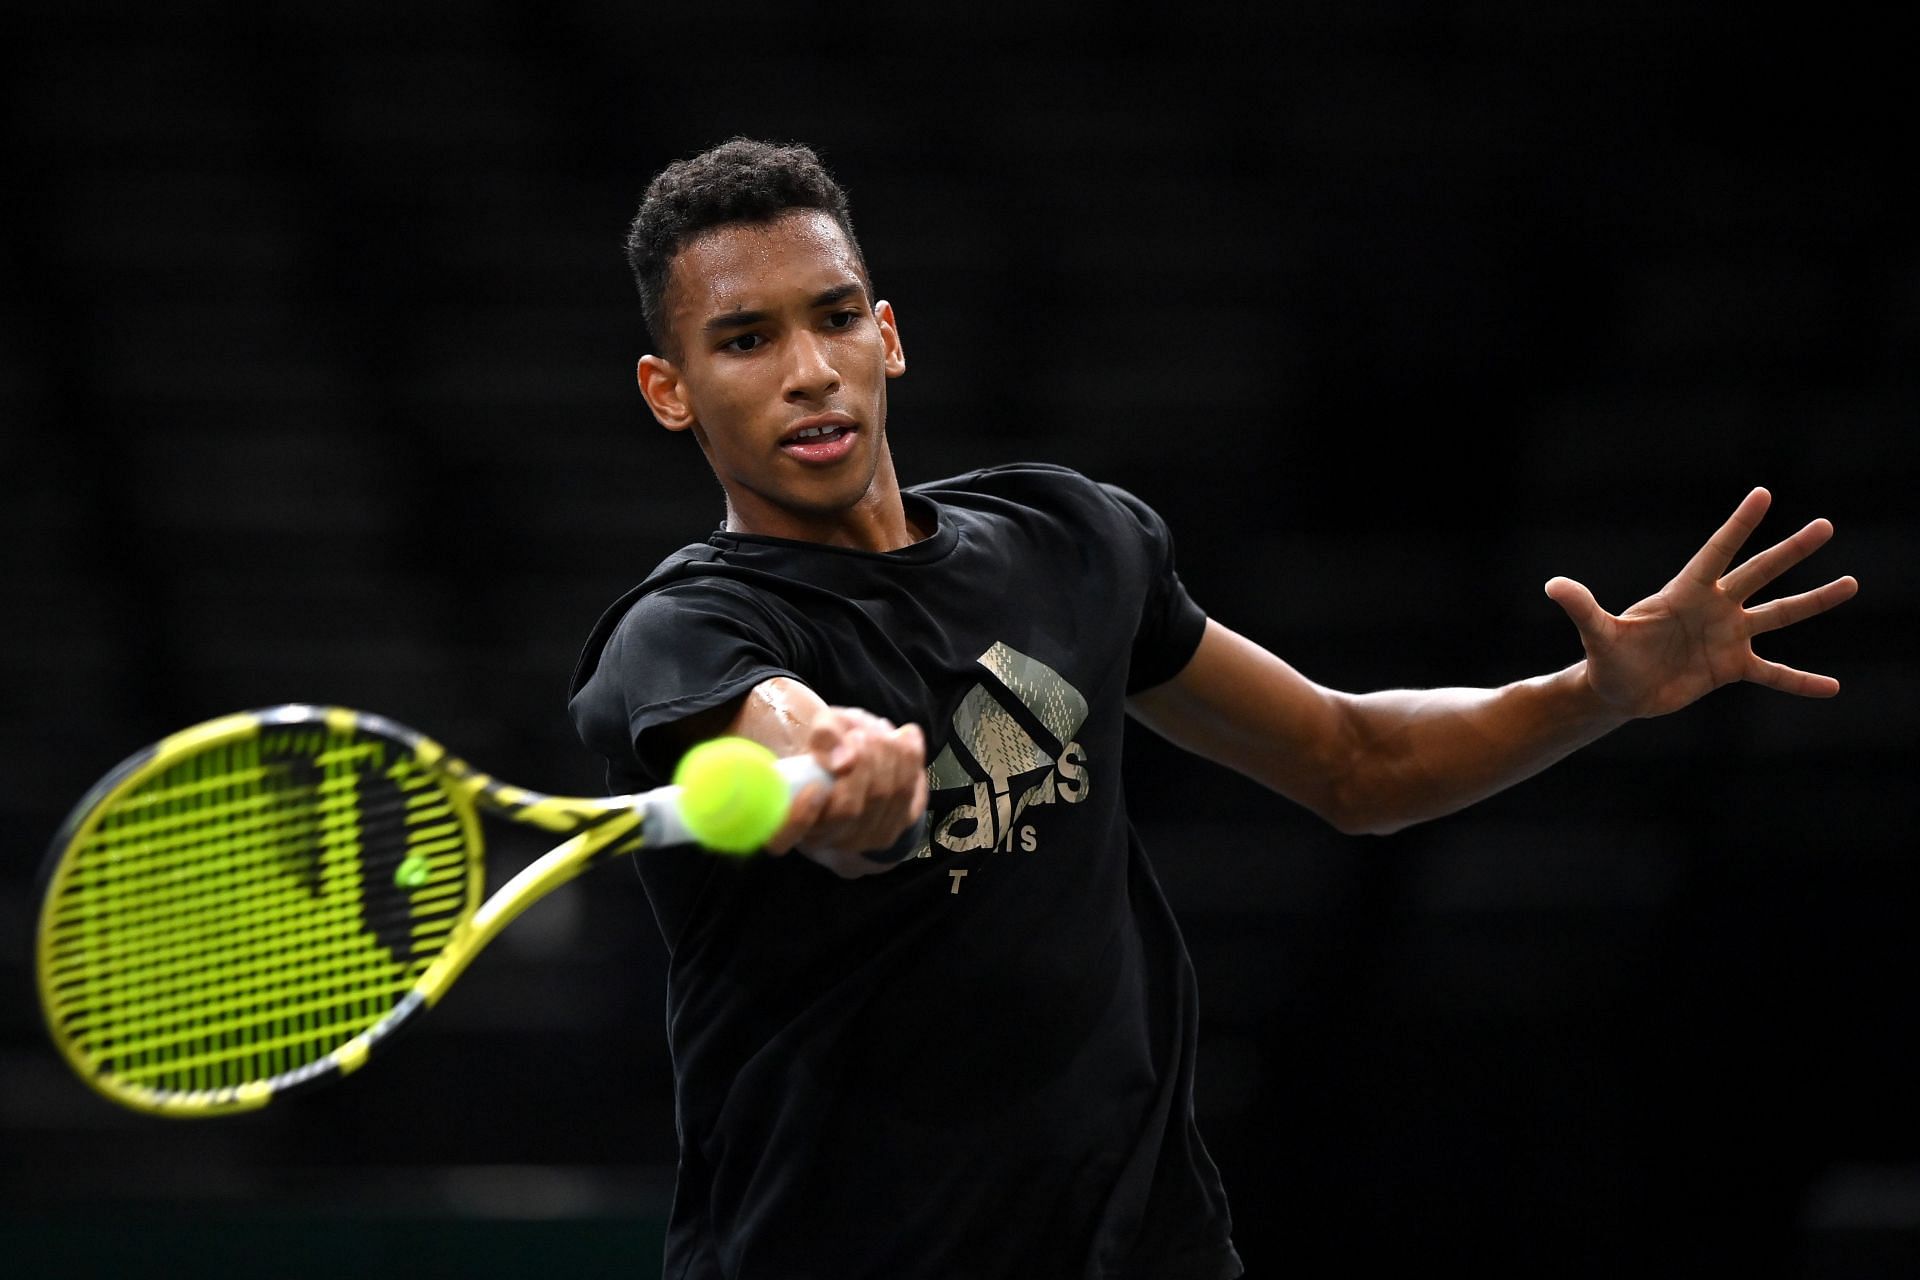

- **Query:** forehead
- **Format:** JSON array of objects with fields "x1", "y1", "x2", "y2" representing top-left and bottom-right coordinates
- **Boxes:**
[{"x1": 666, "y1": 209, "x2": 865, "y2": 323}]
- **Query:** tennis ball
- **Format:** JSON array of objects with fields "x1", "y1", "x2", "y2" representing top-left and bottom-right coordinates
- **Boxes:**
[
  {"x1": 674, "y1": 737, "x2": 789, "y2": 855},
  {"x1": 394, "y1": 854, "x2": 430, "y2": 888}
]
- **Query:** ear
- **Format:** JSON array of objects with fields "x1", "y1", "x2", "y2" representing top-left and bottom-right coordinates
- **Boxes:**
[
  {"x1": 875, "y1": 300, "x2": 907, "y2": 378},
  {"x1": 637, "y1": 355, "x2": 695, "y2": 432}
]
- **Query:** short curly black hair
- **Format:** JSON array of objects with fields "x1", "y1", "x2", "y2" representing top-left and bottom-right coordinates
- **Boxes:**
[{"x1": 626, "y1": 138, "x2": 871, "y2": 356}]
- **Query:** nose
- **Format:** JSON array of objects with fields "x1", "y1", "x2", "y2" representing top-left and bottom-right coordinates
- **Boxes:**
[{"x1": 783, "y1": 330, "x2": 841, "y2": 403}]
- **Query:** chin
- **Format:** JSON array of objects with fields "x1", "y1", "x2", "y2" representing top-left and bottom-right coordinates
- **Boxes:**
[{"x1": 795, "y1": 453, "x2": 883, "y2": 506}]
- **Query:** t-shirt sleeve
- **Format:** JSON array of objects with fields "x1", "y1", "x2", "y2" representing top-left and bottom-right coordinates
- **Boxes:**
[
  {"x1": 567, "y1": 579, "x2": 805, "y2": 786},
  {"x1": 1098, "y1": 482, "x2": 1209, "y2": 693}
]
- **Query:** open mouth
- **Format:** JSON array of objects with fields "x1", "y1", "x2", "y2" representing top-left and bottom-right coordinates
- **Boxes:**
[{"x1": 779, "y1": 415, "x2": 859, "y2": 464}]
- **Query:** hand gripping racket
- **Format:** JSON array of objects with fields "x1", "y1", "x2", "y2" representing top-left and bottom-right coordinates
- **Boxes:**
[{"x1": 35, "y1": 704, "x2": 827, "y2": 1118}]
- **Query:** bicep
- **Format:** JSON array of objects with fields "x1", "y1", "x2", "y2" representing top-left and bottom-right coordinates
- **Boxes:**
[{"x1": 1126, "y1": 619, "x2": 1358, "y2": 821}]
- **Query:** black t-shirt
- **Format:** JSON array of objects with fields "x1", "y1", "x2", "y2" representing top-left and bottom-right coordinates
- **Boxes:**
[{"x1": 568, "y1": 463, "x2": 1242, "y2": 1280}]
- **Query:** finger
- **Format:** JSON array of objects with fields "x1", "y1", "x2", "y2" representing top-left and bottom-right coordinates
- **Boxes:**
[
  {"x1": 1745, "y1": 575, "x2": 1858, "y2": 636},
  {"x1": 1544, "y1": 576, "x2": 1609, "y2": 636},
  {"x1": 850, "y1": 711, "x2": 900, "y2": 786},
  {"x1": 1679, "y1": 487, "x2": 1771, "y2": 587},
  {"x1": 872, "y1": 722, "x2": 925, "y2": 837},
  {"x1": 877, "y1": 719, "x2": 912, "y2": 801},
  {"x1": 820, "y1": 738, "x2": 873, "y2": 824},
  {"x1": 1745, "y1": 653, "x2": 1841, "y2": 698},
  {"x1": 835, "y1": 727, "x2": 921, "y2": 851},
  {"x1": 838, "y1": 710, "x2": 900, "y2": 789},
  {"x1": 807, "y1": 708, "x2": 851, "y2": 771},
  {"x1": 898, "y1": 724, "x2": 929, "y2": 824},
  {"x1": 841, "y1": 785, "x2": 908, "y2": 853},
  {"x1": 1720, "y1": 518, "x2": 1835, "y2": 603},
  {"x1": 846, "y1": 708, "x2": 894, "y2": 732},
  {"x1": 807, "y1": 714, "x2": 926, "y2": 854},
  {"x1": 830, "y1": 725, "x2": 867, "y2": 773}
]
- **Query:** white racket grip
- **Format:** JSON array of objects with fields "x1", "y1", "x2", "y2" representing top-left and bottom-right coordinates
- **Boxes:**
[
  {"x1": 775, "y1": 753, "x2": 836, "y2": 796},
  {"x1": 642, "y1": 753, "x2": 834, "y2": 848}
]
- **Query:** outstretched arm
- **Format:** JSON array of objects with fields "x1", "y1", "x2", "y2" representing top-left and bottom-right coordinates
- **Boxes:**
[{"x1": 1128, "y1": 488, "x2": 1857, "y2": 836}]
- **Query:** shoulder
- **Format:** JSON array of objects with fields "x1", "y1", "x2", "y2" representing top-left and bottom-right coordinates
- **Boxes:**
[
  {"x1": 912, "y1": 461, "x2": 1168, "y2": 533},
  {"x1": 912, "y1": 460, "x2": 1102, "y2": 504},
  {"x1": 566, "y1": 542, "x2": 781, "y2": 699}
]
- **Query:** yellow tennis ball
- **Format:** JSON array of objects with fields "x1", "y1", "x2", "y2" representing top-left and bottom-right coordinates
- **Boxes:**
[{"x1": 673, "y1": 737, "x2": 789, "y2": 855}]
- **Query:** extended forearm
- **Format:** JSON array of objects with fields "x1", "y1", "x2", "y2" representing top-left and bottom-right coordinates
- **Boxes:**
[
  {"x1": 1330, "y1": 662, "x2": 1629, "y2": 835},
  {"x1": 1129, "y1": 622, "x2": 1634, "y2": 837}
]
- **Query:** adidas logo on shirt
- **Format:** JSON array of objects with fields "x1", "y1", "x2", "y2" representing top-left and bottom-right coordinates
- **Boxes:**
[{"x1": 914, "y1": 642, "x2": 1090, "y2": 859}]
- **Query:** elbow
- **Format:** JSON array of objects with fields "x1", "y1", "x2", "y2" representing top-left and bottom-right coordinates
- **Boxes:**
[
  {"x1": 1317, "y1": 775, "x2": 1420, "y2": 838},
  {"x1": 1310, "y1": 703, "x2": 1418, "y2": 837},
  {"x1": 1323, "y1": 806, "x2": 1412, "y2": 838}
]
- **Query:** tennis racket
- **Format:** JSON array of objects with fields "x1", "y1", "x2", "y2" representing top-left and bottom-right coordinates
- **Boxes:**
[{"x1": 35, "y1": 703, "x2": 827, "y2": 1119}]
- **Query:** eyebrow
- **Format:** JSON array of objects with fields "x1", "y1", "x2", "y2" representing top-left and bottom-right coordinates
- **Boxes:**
[{"x1": 702, "y1": 283, "x2": 866, "y2": 335}]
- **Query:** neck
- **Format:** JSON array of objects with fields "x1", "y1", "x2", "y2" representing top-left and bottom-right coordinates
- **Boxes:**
[{"x1": 724, "y1": 450, "x2": 924, "y2": 552}]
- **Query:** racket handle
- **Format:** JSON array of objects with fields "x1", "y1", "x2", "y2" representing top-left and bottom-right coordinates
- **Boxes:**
[{"x1": 775, "y1": 753, "x2": 836, "y2": 793}]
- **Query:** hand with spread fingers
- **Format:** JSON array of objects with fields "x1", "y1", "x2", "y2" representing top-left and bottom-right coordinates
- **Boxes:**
[{"x1": 1543, "y1": 488, "x2": 1858, "y2": 719}]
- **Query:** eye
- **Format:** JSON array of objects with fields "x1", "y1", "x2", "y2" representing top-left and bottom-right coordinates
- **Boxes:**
[
  {"x1": 721, "y1": 333, "x2": 763, "y2": 353},
  {"x1": 826, "y1": 310, "x2": 860, "y2": 330}
]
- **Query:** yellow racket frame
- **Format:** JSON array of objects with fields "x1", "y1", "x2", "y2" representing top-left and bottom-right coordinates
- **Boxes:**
[{"x1": 37, "y1": 705, "x2": 647, "y2": 1118}]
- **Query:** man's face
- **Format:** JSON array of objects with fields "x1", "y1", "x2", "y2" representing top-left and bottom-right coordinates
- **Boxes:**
[{"x1": 641, "y1": 209, "x2": 906, "y2": 536}]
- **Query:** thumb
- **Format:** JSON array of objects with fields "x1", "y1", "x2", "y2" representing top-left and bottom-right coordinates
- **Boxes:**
[
  {"x1": 766, "y1": 783, "x2": 828, "y2": 856},
  {"x1": 807, "y1": 708, "x2": 867, "y2": 774},
  {"x1": 1544, "y1": 576, "x2": 1608, "y2": 635}
]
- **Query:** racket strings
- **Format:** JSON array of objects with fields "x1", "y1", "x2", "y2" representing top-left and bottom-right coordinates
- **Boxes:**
[
  {"x1": 43, "y1": 725, "x2": 476, "y2": 1096},
  {"x1": 55, "y1": 905, "x2": 462, "y2": 1048},
  {"x1": 45, "y1": 785, "x2": 464, "y2": 962},
  {"x1": 47, "y1": 761, "x2": 457, "y2": 976},
  {"x1": 44, "y1": 874, "x2": 471, "y2": 1016}
]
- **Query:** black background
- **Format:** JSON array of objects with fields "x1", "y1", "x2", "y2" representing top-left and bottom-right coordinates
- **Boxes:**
[{"x1": 3, "y1": 3, "x2": 1915, "y2": 1276}]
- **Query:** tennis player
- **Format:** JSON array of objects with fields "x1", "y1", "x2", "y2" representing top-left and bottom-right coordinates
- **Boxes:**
[{"x1": 568, "y1": 138, "x2": 1855, "y2": 1279}]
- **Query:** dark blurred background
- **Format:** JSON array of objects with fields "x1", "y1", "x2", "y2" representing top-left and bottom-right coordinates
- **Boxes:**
[{"x1": 3, "y1": 2, "x2": 1914, "y2": 1276}]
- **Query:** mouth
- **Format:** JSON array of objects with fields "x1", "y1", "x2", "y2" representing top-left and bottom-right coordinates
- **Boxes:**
[{"x1": 778, "y1": 413, "x2": 859, "y2": 465}]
